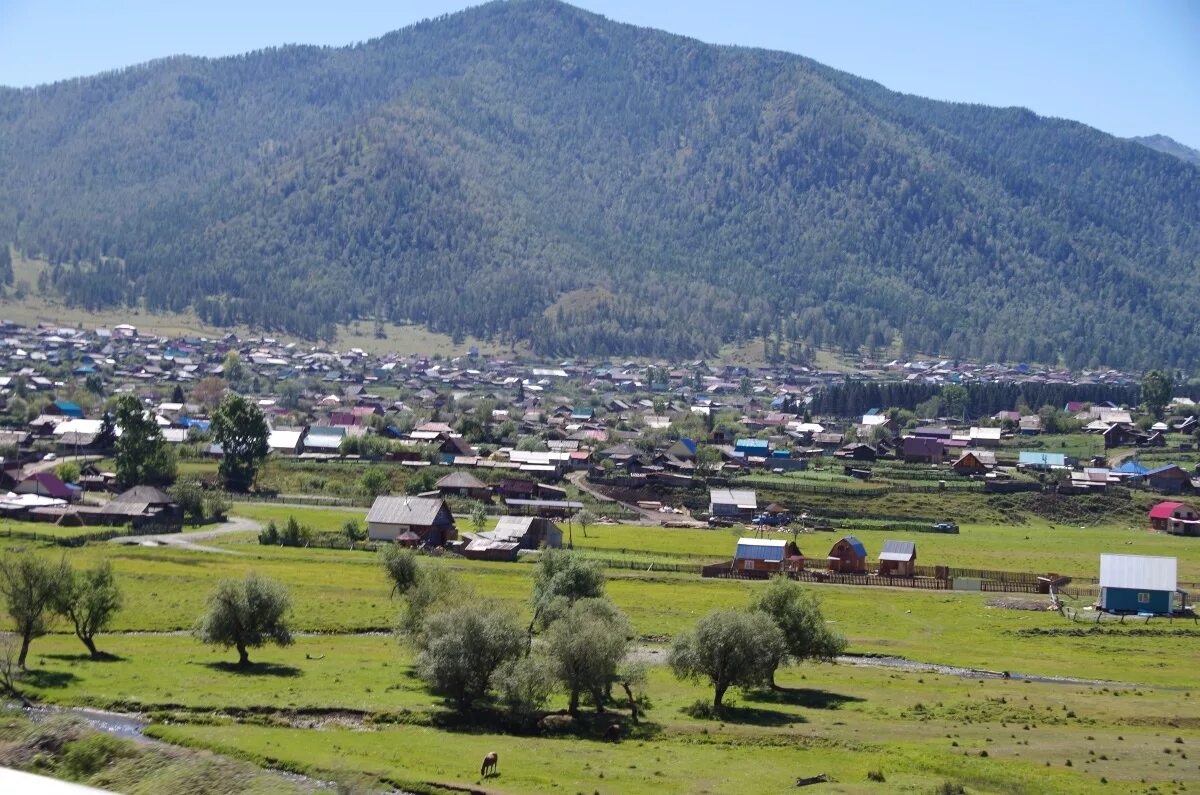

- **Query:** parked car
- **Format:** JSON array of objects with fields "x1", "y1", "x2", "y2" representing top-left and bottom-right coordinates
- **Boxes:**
[
  {"x1": 42, "y1": 452, "x2": 57, "y2": 461},
  {"x1": 932, "y1": 521, "x2": 959, "y2": 533}
]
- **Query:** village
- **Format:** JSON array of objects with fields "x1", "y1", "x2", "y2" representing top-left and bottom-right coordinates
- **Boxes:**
[{"x1": 1, "y1": 319, "x2": 1198, "y2": 794}]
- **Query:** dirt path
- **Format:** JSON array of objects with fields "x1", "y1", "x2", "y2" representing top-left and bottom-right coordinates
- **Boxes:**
[
  {"x1": 109, "y1": 515, "x2": 263, "y2": 555},
  {"x1": 567, "y1": 471, "x2": 705, "y2": 526}
]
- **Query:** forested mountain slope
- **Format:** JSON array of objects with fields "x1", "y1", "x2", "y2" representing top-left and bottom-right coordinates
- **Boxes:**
[
  {"x1": 1, "y1": 0, "x2": 1198, "y2": 367},
  {"x1": 1132, "y1": 135, "x2": 1200, "y2": 167}
]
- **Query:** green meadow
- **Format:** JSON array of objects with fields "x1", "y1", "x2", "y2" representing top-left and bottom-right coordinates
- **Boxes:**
[{"x1": 2, "y1": 504, "x2": 1199, "y2": 794}]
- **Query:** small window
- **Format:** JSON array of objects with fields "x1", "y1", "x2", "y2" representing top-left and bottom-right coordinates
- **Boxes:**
[{"x1": 1138, "y1": 592, "x2": 1150, "y2": 604}]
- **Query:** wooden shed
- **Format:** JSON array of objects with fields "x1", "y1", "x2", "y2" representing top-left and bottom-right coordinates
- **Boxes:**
[
  {"x1": 878, "y1": 540, "x2": 917, "y2": 576},
  {"x1": 827, "y1": 536, "x2": 867, "y2": 574}
]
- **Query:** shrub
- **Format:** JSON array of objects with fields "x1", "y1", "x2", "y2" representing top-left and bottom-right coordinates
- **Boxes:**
[
  {"x1": 61, "y1": 734, "x2": 132, "y2": 780},
  {"x1": 867, "y1": 770, "x2": 886, "y2": 782}
]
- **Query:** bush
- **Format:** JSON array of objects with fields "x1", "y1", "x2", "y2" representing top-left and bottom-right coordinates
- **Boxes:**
[
  {"x1": 867, "y1": 770, "x2": 886, "y2": 782},
  {"x1": 257, "y1": 521, "x2": 279, "y2": 545},
  {"x1": 61, "y1": 733, "x2": 132, "y2": 780}
]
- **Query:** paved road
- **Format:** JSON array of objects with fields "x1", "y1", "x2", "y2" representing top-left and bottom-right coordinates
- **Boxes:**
[{"x1": 109, "y1": 515, "x2": 263, "y2": 555}]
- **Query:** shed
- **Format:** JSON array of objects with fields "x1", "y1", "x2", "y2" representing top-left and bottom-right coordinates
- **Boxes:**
[
  {"x1": 461, "y1": 516, "x2": 562, "y2": 561},
  {"x1": 1146, "y1": 465, "x2": 1192, "y2": 495},
  {"x1": 878, "y1": 540, "x2": 917, "y2": 576},
  {"x1": 828, "y1": 536, "x2": 867, "y2": 574},
  {"x1": 1098, "y1": 554, "x2": 1177, "y2": 615},
  {"x1": 732, "y1": 537, "x2": 802, "y2": 573}
]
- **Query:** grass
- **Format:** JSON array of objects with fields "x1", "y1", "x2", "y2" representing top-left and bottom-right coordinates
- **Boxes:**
[{"x1": 4, "y1": 501, "x2": 1199, "y2": 793}]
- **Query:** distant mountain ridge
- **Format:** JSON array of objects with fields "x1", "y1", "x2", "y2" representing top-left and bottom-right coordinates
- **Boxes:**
[
  {"x1": 1, "y1": 0, "x2": 1199, "y2": 368},
  {"x1": 1130, "y1": 134, "x2": 1200, "y2": 167}
]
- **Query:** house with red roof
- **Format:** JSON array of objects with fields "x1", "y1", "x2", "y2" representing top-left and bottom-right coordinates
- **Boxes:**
[
  {"x1": 14, "y1": 472, "x2": 80, "y2": 502},
  {"x1": 1149, "y1": 501, "x2": 1200, "y2": 536}
]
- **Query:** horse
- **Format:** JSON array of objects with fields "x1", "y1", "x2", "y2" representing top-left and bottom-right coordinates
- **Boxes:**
[
  {"x1": 480, "y1": 751, "x2": 499, "y2": 778},
  {"x1": 604, "y1": 722, "x2": 621, "y2": 743}
]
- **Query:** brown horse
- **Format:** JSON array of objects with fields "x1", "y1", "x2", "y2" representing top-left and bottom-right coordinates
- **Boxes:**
[{"x1": 480, "y1": 752, "x2": 499, "y2": 778}]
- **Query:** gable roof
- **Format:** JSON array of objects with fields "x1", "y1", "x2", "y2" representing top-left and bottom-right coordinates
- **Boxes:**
[
  {"x1": 1099, "y1": 554, "x2": 1177, "y2": 592},
  {"x1": 436, "y1": 471, "x2": 487, "y2": 490},
  {"x1": 879, "y1": 540, "x2": 916, "y2": 561},
  {"x1": 834, "y1": 535, "x2": 867, "y2": 559},
  {"x1": 735, "y1": 537, "x2": 787, "y2": 561},
  {"x1": 110, "y1": 485, "x2": 174, "y2": 506},
  {"x1": 367, "y1": 495, "x2": 447, "y2": 527}
]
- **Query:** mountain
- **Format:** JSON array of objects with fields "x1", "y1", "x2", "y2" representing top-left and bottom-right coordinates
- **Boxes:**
[
  {"x1": 1, "y1": 0, "x2": 1198, "y2": 368},
  {"x1": 1130, "y1": 135, "x2": 1200, "y2": 168}
]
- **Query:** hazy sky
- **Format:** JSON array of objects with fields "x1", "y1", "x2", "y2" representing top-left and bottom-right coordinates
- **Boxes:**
[{"x1": 1, "y1": 0, "x2": 1197, "y2": 148}]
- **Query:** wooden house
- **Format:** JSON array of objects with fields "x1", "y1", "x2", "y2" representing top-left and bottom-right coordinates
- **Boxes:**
[
  {"x1": 1098, "y1": 554, "x2": 1178, "y2": 615},
  {"x1": 461, "y1": 516, "x2": 563, "y2": 561},
  {"x1": 366, "y1": 496, "x2": 456, "y2": 546},
  {"x1": 709, "y1": 488, "x2": 758, "y2": 520},
  {"x1": 827, "y1": 536, "x2": 867, "y2": 574},
  {"x1": 732, "y1": 537, "x2": 802, "y2": 573},
  {"x1": 900, "y1": 436, "x2": 943, "y2": 464},
  {"x1": 952, "y1": 450, "x2": 993, "y2": 476},
  {"x1": 878, "y1": 540, "x2": 916, "y2": 576},
  {"x1": 435, "y1": 471, "x2": 492, "y2": 501},
  {"x1": 1146, "y1": 464, "x2": 1192, "y2": 495},
  {"x1": 1148, "y1": 501, "x2": 1200, "y2": 536}
]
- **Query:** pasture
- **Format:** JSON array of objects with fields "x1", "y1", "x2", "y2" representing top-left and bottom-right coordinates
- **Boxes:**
[{"x1": 2, "y1": 504, "x2": 1198, "y2": 794}]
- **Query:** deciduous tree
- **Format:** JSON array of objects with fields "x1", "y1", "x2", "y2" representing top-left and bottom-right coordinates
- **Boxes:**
[
  {"x1": 194, "y1": 573, "x2": 292, "y2": 667},
  {"x1": 668, "y1": 609, "x2": 785, "y2": 710},
  {"x1": 54, "y1": 561, "x2": 123, "y2": 660},
  {"x1": 0, "y1": 552, "x2": 68, "y2": 668},
  {"x1": 210, "y1": 394, "x2": 269, "y2": 492}
]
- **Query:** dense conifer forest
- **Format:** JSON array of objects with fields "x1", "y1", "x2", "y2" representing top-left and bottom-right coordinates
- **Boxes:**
[{"x1": 1, "y1": 0, "x2": 1198, "y2": 366}]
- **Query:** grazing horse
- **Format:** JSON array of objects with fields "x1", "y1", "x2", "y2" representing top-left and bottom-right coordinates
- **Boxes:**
[
  {"x1": 480, "y1": 752, "x2": 499, "y2": 778},
  {"x1": 604, "y1": 722, "x2": 621, "y2": 743}
]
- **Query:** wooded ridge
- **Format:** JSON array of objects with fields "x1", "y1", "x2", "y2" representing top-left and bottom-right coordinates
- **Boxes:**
[{"x1": 1, "y1": 0, "x2": 1197, "y2": 367}]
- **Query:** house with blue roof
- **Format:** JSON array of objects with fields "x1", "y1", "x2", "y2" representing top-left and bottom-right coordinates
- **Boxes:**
[
  {"x1": 1146, "y1": 464, "x2": 1192, "y2": 495},
  {"x1": 1114, "y1": 460, "x2": 1150, "y2": 477},
  {"x1": 49, "y1": 400, "x2": 84, "y2": 419}
]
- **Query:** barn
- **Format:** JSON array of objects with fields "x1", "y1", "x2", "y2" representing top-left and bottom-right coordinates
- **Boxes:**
[
  {"x1": 1098, "y1": 554, "x2": 1178, "y2": 615},
  {"x1": 732, "y1": 537, "x2": 802, "y2": 573},
  {"x1": 878, "y1": 540, "x2": 917, "y2": 576},
  {"x1": 827, "y1": 536, "x2": 867, "y2": 574},
  {"x1": 366, "y1": 496, "x2": 457, "y2": 547}
]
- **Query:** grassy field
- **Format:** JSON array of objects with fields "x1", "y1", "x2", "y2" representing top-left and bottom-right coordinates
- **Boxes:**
[{"x1": 3, "y1": 502, "x2": 1199, "y2": 793}]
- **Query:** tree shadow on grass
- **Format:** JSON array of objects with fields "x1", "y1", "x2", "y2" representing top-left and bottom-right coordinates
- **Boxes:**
[
  {"x1": 711, "y1": 704, "x2": 800, "y2": 727},
  {"x1": 22, "y1": 669, "x2": 79, "y2": 689},
  {"x1": 198, "y1": 661, "x2": 303, "y2": 677},
  {"x1": 745, "y1": 687, "x2": 865, "y2": 710},
  {"x1": 42, "y1": 652, "x2": 127, "y2": 663}
]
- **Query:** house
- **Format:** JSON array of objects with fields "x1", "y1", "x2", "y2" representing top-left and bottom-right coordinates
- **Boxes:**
[
  {"x1": 96, "y1": 485, "x2": 182, "y2": 525},
  {"x1": 913, "y1": 426, "x2": 954, "y2": 440},
  {"x1": 1148, "y1": 501, "x2": 1200, "y2": 536},
  {"x1": 709, "y1": 488, "x2": 758, "y2": 520},
  {"x1": 878, "y1": 540, "x2": 916, "y2": 576},
  {"x1": 14, "y1": 472, "x2": 79, "y2": 502},
  {"x1": 952, "y1": 450, "x2": 994, "y2": 476},
  {"x1": 495, "y1": 478, "x2": 537, "y2": 500},
  {"x1": 827, "y1": 536, "x2": 867, "y2": 574},
  {"x1": 461, "y1": 516, "x2": 562, "y2": 561},
  {"x1": 267, "y1": 428, "x2": 305, "y2": 455},
  {"x1": 1146, "y1": 464, "x2": 1192, "y2": 495},
  {"x1": 835, "y1": 443, "x2": 877, "y2": 461},
  {"x1": 303, "y1": 425, "x2": 346, "y2": 453},
  {"x1": 366, "y1": 495, "x2": 456, "y2": 547},
  {"x1": 732, "y1": 537, "x2": 802, "y2": 573},
  {"x1": 47, "y1": 400, "x2": 84, "y2": 419},
  {"x1": 968, "y1": 427, "x2": 1001, "y2": 448},
  {"x1": 900, "y1": 436, "x2": 943, "y2": 464},
  {"x1": 1103, "y1": 424, "x2": 1140, "y2": 449},
  {"x1": 1018, "y1": 416, "x2": 1042, "y2": 435},
  {"x1": 435, "y1": 471, "x2": 492, "y2": 501},
  {"x1": 1098, "y1": 554, "x2": 1178, "y2": 615}
]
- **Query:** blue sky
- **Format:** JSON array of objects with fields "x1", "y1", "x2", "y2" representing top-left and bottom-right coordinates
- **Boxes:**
[{"x1": 1, "y1": 0, "x2": 1197, "y2": 148}]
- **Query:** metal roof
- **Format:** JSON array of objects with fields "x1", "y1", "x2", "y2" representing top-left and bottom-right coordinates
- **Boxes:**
[
  {"x1": 709, "y1": 488, "x2": 758, "y2": 509},
  {"x1": 1099, "y1": 554, "x2": 1177, "y2": 592},
  {"x1": 735, "y1": 537, "x2": 787, "y2": 562},
  {"x1": 879, "y1": 540, "x2": 916, "y2": 561},
  {"x1": 367, "y1": 496, "x2": 446, "y2": 527}
]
